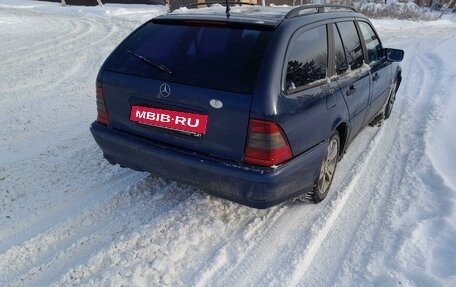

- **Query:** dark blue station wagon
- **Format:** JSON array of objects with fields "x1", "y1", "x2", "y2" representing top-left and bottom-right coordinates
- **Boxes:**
[{"x1": 90, "y1": 4, "x2": 404, "y2": 208}]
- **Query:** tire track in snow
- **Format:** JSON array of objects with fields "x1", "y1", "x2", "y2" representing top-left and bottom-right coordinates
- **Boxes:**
[
  {"x1": 0, "y1": 9, "x2": 76, "y2": 53},
  {"x1": 284, "y1": 41, "x2": 427, "y2": 286},
  {"x1": 50, "y1": 192, "x2": 242, "y2": 286},
  {"x1": 0, "y1": 9, "x2": 126, "y2": 69},
  {"x1": 49, "y1": 185, "x2": 289, "y2": 286},
  {"x1": 209, "y1": 204, "x2": 315, "y2": 286},
  {"x1": 322, "y1": 42, "x2": 428, "y2": 286},
  {"x1": 201, "y1": 133, "x2": 380, "y2": 286},
  {"x1": 0, "y1": 12, "x2": 81, "y2": 62},
  {"x1": 0, "y1": 134, "x2": 131, "y2": 251},
  {"x1": 0, "y1": 19, "x2": 92, "y2": 68},
  {"x1": 0, "y1": 17, "x2": 125, "y2": 99},
  {"x1": 209, "y1": 129, "x2": 380, "y2": 287},
  {"x1": 1, "y1": 125, "x2": 196, "y2": 286},
  {"x1": 0, "y1": 16, "x2": 126, "y2": 166},
  {"x1": 292, "y1": 38, "x2": 451, "y2": 286},
  {"x1": 0, "y1": 168, "x2": 140, "y2": 253},
  {"x1": 276, "y1": 128, "x2": 385, "y2": 287},
  {"x1": 0, "y1": 170, "x2": 142, "y2": 286},
  {"x1": 290, "y1": 40, "x2": 428, "y2": 286},
  {"x1": 4, "y1": 178, "x2": 195, "y2": 287},
  {"x1": 190, "y1": 205, "x2": 286, "y2": 287}
]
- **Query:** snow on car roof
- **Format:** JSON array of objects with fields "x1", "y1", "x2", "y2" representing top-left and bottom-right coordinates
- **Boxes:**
[{"x1": 170, "y1": 4, "x2": 294, "y2": 21}]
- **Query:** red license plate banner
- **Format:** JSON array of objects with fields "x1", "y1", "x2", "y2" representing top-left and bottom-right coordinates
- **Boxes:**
[{"x1": 130, "y1": 106, "x2": 208, "y2": 134}]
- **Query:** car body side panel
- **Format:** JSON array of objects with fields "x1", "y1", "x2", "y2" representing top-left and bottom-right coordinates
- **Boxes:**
[
  {"x1": 337, "y1": 69, "x2": 371, "y2": 141},
  {"x1": 367, "y1": 60, "x2": 393, "y2": 121},
  {"x1": 276, "y1": 83, "x2": 345, "y2": 156},
  {"x1": 355, "y1": 18, "x2": 394, "y2": 123}
]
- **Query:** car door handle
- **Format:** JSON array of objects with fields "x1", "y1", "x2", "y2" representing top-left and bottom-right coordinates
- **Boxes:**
[
  {"x1": 325, "y1": 88, "x2": 336, "y2": 95},
  {"x1": 346, "y1": 85, "x2": 356, "y2": 96},
  {"x1": 373, "y1": 73, "x2": 380, "y2": 82}
]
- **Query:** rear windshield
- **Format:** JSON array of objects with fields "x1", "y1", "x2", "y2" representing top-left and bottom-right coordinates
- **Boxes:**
[{"x1": 105, "y1": 22, "x2": 272, "y2": 94}]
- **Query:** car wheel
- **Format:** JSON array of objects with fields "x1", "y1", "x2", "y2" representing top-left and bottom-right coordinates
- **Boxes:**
[
  {"x1": 312, "y1": 131, "x2": 340, "y2": 203},
  {"x1": 384, "y1": 83, "x2": 397, "y2": 119}
]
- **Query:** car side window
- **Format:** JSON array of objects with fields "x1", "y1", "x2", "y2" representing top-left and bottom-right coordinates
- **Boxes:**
[
  {"x1": 358, "y1": 21, "x2": 383, "y2": 65},
  {"x1": 334, "y1": 25, "x2": 348, "y2": 74},
  {"x1": 336, "y1": 21, "x2": 364, "y2": 70},
  {"x1": 285, "y1": 25, "x2": 328, "y2": 92}
]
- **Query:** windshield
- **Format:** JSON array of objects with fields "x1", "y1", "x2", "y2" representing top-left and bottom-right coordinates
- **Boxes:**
[{"x1": 105, "y1": 22, "x2": 272, "y2": 94}]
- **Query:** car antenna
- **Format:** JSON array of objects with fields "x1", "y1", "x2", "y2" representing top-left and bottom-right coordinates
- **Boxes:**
[{"x1": 225, "y1": 0, "x2": 230, "y2": 18}]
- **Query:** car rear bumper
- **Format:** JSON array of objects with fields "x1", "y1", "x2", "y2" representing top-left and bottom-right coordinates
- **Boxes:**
[{"x1": 90, "y1": 122, "x2": 326, "y2": 208}]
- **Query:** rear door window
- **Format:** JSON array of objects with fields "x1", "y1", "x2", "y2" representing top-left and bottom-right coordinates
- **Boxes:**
[
  {"x1": 336, "y1": 21, "x2": 364, "y2": 70},
  {"x1": 106, "y1": 23, "x2": 271, "y2": 94},
  {"x1": 285, "y1": 25, "x2": 328, "y2": 93},
  {"x1": 333, "y1": 24, "x2": 349, "y2": 74}
]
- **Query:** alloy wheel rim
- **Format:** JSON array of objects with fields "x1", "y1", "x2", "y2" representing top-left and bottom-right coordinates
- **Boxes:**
[{"x1": 317, "y1": 138, "x2": 338, "y2": 195}]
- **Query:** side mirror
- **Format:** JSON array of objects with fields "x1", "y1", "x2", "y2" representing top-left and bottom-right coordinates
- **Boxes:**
[{"x1": 385, "y1": 48, "x2": 404, "y2": 62}]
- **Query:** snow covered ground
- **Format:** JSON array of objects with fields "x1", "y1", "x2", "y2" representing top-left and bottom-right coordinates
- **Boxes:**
[{"x1": 1, "y1": 1, "x2": 455, "y2": 286}]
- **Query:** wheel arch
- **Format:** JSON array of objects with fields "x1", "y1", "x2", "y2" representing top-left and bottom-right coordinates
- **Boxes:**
[
  {"x1": 395, "y1": 66, "x2": 402, "y2": 93},
  {"x1": 334, "y1": 122, "x2": 349, "y2": 157}
]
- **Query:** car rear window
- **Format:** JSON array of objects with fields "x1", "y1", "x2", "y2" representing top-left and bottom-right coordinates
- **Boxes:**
[{"x1": 105, "y1": 22, "x2": 271, "y2": 94}]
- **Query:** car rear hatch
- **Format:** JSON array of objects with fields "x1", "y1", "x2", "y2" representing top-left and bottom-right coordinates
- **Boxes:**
[{"x1": 100, "y1": 19, "x2": 272, "y2": 161}]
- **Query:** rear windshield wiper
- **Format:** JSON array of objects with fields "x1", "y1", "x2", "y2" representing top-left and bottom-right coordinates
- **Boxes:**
[{"x1": 128, "y1": 50, "x2": 173, "y2": 76}]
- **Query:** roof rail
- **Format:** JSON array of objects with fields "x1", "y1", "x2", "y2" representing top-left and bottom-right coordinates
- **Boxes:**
[
  {"x1": 184, "y1": 1, "x2": 258, "y2": 10},
  {"x1": 284, "y1": 4, "x2": 357, "y2": 19}
]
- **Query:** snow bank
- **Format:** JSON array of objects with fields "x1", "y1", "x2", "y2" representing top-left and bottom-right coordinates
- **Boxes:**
[
  {"x1": 355, "y1": 2, "x2": 443, "y2": 20},
  {"x1": 0, "y1": 0, "x2": 168, "y2": 21}
]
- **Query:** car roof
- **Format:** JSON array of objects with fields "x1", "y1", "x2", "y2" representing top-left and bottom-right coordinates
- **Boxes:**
[{"x1": 154, "y1": 4, "x2": 362, "y2": 29}]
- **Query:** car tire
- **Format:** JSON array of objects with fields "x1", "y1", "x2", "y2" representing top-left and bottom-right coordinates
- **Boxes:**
[
  {"x1": 311, "y1": 131, "x2": 340, "y2": 203},
  {"x1": 370, "y1": 82, "x2": 398, "y2": 126},
  {"x1": 384, "y1": 83, "x2": 397, "y2": 120}
]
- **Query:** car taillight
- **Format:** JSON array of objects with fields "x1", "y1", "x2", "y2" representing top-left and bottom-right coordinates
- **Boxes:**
[
  {"x1": 96, "y1": 84, "x2": 109, "y2": 125},
  {"x1": 244, "y1": 119, "x2": 292, "y2": 167}
]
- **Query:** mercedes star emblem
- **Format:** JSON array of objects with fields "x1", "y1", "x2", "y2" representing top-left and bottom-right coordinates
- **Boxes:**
[{"x1": 159, "y1": 83, "x2": 171, "y2": 98}]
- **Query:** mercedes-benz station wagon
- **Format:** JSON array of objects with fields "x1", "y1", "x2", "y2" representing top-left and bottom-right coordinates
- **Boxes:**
[{"x1": 90, "y1": 4, "x2": 404, "y2": 208}]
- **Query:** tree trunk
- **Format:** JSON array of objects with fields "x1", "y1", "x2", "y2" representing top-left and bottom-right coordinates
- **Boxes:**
[
  {"x1": 96, "y1": 0, "x2": 103, "y2": 5},
  {"x1": 61, "y1": 0, "x2": 66, "y2": 6}
]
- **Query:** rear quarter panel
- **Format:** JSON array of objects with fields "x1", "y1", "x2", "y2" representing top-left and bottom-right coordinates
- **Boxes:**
[
  {"x1": 275, "y1": 87, "x2": 349, "y2": 156},
  {"x1": 250, "y1": 16, "x2": 351, "y2": 157}
]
